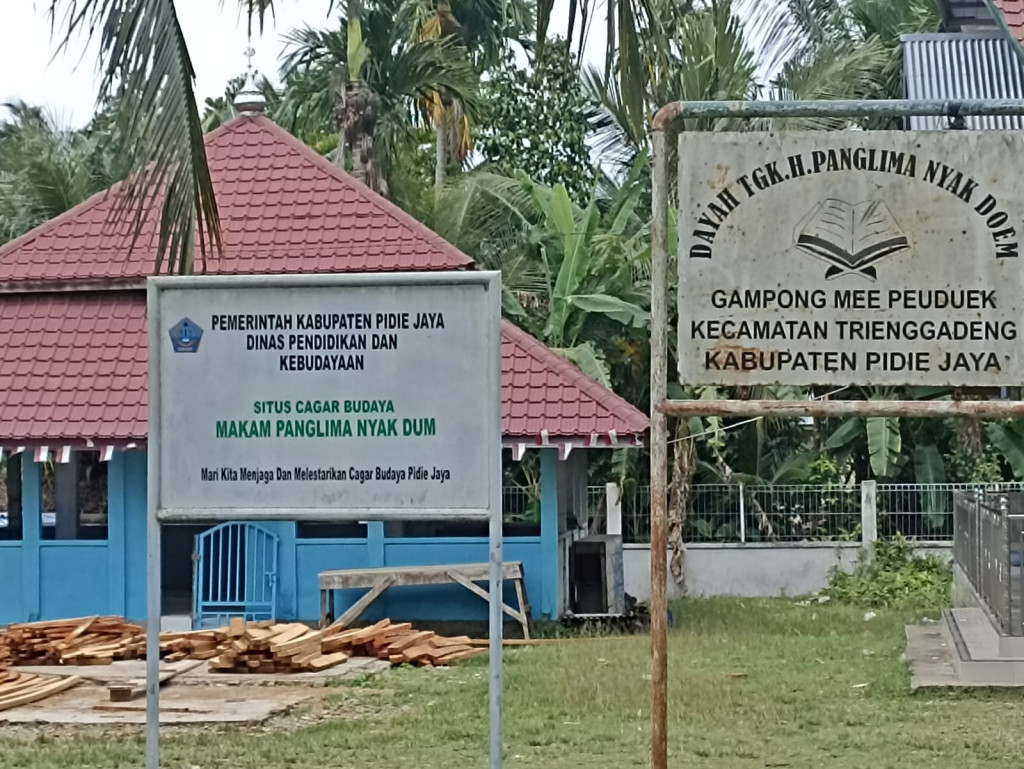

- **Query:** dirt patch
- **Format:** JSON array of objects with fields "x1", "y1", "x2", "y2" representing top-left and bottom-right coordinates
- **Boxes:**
[{"x1": 0, "y1": 674, "x2": 408, "y2": 740}]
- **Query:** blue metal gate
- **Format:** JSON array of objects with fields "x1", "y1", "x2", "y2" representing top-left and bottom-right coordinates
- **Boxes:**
[{"x1": 193, "y1": 522, "x2": 279, "y2": 628}]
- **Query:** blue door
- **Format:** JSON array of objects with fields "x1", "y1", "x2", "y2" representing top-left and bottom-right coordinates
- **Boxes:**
[{"x1": 193, "y1": 522, "x2": 278, "y2": 628}]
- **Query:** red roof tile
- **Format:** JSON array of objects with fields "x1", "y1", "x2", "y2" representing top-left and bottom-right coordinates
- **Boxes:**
[
  {"x1": 0, "y1": 294, "x2": 147, "y2": 444},
  {"x1": 501, "y1": 321, "x2": 649, "y2": 441},
  {"x1": 0, "y1": 116, "x2": 472, "y2": 284},
  {"x1": 993, "y1": 0, "x2": 1024, "y2": 44},
  {"x1": 0, "y1": 295, "x2": 648, "y2": 445},
  {"x1": 0, "y1": 116, "x2": 647, "y2": 446}
]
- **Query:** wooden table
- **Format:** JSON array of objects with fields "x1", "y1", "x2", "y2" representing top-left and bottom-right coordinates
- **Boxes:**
[{"x1": 319, "y1": 561, "x2": 533, "y2": 639}]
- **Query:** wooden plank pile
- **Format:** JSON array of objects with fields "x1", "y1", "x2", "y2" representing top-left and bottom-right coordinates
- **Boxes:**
[
  {"x1": 0, "y1": 668, "x2": 82, "y2": 712},
  {"x1": 0, "y1": 616, "x2": 146, "y2": 666},
  {"x1": 208, "y1": 617, "x2": 348, "y2": 673},
  {"x1": 322, "y1": 619, "x2": 487, "y2": 667},
  {"x1": 0, "y1": 614, "x2": 489, "y2": 673},
  {"x1": 0, "y1": 616, "x2": 243, "y2": 666},
  {"x1": 158, "y1": 628, "x2": 229, "y2": 662}
]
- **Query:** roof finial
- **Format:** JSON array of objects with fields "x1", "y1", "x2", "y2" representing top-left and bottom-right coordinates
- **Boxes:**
[{"x1": 234, "y1": 39, "x2": 267, "y2": 116}]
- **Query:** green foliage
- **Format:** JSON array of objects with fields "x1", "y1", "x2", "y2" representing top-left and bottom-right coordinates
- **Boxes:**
[
  {"x1": 944, "y1": 445, "x2": 1003, "y2": 484},
  {"x1": 824, "y1": 535, "x2": 952, "y2": 609},
  {"x1": 476, "y1": 39, "x2": 597, "y2": 199},
  {"x1": 436, "y1": 155, "x2": 650, "y2": 390},
  {"x1": 755, "y1": 0, "x2": 942, "y2": 129},
  {"x1": 588, "y1": 0, "x2": 757, "y2": 174},
  {"x1": 865, "y1": 417, "x2": 901, "y2": 477},
  {"x1": 276, "y1": 0, "x2": 481, "y2": 194},
  {"x1": 807, "y1": 454, "x2": 848, "y2": 487},
  {"x1": 50, "y1": 0, "x2": 222, "y2": 275},
  {"x1": 0, "y1": 102, "x2": 127, "y2": 244},
  {"x1": 986, "y1": 420, "x2": 1024, "y2": 480}
]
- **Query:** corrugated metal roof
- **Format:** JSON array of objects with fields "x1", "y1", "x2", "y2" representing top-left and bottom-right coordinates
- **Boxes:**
[{"x1": 902, "y1": 32, "x2": 1024, "y2": 129}]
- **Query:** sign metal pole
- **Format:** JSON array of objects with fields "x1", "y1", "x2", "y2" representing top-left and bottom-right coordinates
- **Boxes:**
[
  {"x1": 487, "y1": 273, "x2": 504, "y2": 769},
  {"x1": 145, "y1": 282, "x2": 162, "y2": 769}
]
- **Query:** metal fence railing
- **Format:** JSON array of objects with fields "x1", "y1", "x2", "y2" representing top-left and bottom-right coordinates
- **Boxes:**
[
  {"x1": 509, "y1": 481, "x2": 1024, "y2": 546},
  {"x1": 606, "y1": 481, "x2": 1024, "y2": 545},
  {"x1": 502, "y1": 486, "x2": 539, "y2": 523},
  {"x1": 878, "y1": 482, "x2": 1024, "y2": 542},
  {"x1": 618, "y1": 483, "x2": 861, "y2": 544},
  {"x1": 953, "y1": 489, "x2": 1024, "y2": 636},
  {"x1": 586, "y1": 485, "x2": 606, "y2": 520}
]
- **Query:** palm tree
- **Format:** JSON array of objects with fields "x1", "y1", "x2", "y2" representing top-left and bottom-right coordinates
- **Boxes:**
[
  {"x1": 276, "y1": 0, "x2": 481, "y2": 196},
  {"x1": 587, "y1": 0, "x2": 936, "y2": 177},
  {"x1": 755, "y1": 0, "x2": 942, "y2": 128},
  {"x1": 587, "y1": 0, "x2": 759, "y2": 176},
  {"x1": 538, "y1": 0, "x2": 682, "y2": 145},
  {"x1": 743, "y1": 0, "x2": 941, "y2": 98},
  {"x1": 407, "y1": 0, "x2": 532, "y2": 197},
  {"x1": 44, "y1": 0, "x2": 493, "y2": 273},
  {"x1": 48, "y1": 0, "x2": 221, "y2": 274},
  {"x1": 0, "y1": 101, "x2": 125, "y2": 244}
]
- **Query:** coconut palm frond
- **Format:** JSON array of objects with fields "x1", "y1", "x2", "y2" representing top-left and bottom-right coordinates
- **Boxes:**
[
  {"x1": 377, "y1": 37, "x2": 481, "y2": 120},
  {"x1": 49, "y1": 0, "x2": 220, "y2": 274},
  {"x1": 433, "y1": 170, "x2": 541, "y2": 252},
  {"x1": 582, "y1": 65, "x2": 645, "y2": 176},
  {"x1": 770, "y1": 38, "x2": 890, "y2": 129}
]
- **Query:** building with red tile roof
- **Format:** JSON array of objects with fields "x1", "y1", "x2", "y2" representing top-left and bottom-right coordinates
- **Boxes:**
[
  {"x1": 0, "y1": 115, "x2": 647, "y2": 457},
  {"x1": 0, "y1": 111, "x2": 647, "y2": 626}
]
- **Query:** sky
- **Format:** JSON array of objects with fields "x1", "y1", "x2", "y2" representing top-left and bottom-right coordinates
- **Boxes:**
[{"x1": 1, "y1": 0, "x2": 611, "y2": 129}]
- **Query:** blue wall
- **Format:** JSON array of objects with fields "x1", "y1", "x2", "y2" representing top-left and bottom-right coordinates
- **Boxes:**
[
  {"x1": 38, "y1": 543, "x2": 109, "y2": 618},
  {"x1": 0, "y1": 544, "x2": 24, "y2": 624},
  {"x1": 3, "y1": 448, "x2": 562, "y2": 626}
]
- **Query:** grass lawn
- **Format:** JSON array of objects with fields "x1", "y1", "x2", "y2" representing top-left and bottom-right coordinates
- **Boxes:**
[{"x1": 3, "y1": 598, "x2": 1024, "y2": 768}]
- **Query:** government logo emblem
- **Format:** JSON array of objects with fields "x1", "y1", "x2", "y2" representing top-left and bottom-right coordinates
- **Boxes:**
[{"x1": 169, "y1": 318, "x2": 203, "y2": 353}]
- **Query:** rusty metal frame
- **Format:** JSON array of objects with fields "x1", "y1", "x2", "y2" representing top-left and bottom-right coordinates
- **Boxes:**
[{"x1": 649, "y1": 97, "x2": 1024, "y2": 769}]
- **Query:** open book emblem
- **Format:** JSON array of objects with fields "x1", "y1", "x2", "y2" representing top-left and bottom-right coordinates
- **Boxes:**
[{"x1": 793, "y1": 198, "x2": 912, "y2": 280}]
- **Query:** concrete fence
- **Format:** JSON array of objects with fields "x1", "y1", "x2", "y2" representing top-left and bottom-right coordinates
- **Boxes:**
[{"x1": 587, "y1": 480, "x2": 1001, "y2": 599}]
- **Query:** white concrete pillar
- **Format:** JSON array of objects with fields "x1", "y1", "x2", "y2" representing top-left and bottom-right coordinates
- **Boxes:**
[
  {"x1": 606, "y1": 482, "x2": 622, "y2": 536},
  {"x1": 861, "y1": 480, "x2": 878, "y2": 545}
]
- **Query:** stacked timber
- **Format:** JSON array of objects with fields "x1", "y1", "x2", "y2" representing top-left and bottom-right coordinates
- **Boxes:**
[
  {"x1": 0, "y1": 616, "x2": 239, "y2": 665},
  {"x1": 0, "y1": 616, "x2": 146, "y2": 665},
  {"x1": 1, "y1": 615, "x2": 489, "y2": 671},
  {"x1": 322, "y1": 619, "x2": 486, "y2": 667},
  {"x1": 0, "y1": 668, "x2": 81, "y2": 711},
  {"x1": 158, "y1": 628, "x2": 230, "y2": 662},
  {"x1": 208, "y1": 619, "x2": 347, "y2": 673}
]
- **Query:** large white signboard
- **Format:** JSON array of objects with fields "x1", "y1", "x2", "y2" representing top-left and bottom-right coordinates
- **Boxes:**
[
  {"x1": 678, "y1": 131, "x2": 1024, "y2": 387},
  {"x1": 148, "y1": 272, "x2": 501, "y2": 519}
]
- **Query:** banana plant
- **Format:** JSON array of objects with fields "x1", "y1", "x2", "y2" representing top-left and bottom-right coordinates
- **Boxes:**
[
  {"x1": 987, "y1": 421, "x2": 1024, "y2": 479},
  {"x1": 434, "y1": 154, "x2": 651, "y2": 387},
  {"x1": 825, "y1": 387, "x2": 952, "y2": 480}
]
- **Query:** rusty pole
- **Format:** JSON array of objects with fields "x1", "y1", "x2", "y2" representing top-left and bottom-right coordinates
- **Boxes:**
[{"x1": 649, "y1": 102, "x2": 681, "y2": 769}]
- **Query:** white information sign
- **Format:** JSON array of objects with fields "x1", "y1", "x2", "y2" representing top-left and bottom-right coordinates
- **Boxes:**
[
  {"x1": 677, "y1": 131, "x2": 1024, "y2": 387},
  {"x1": 148, "y1": 272, "x2": 502, "y2": 520}
]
